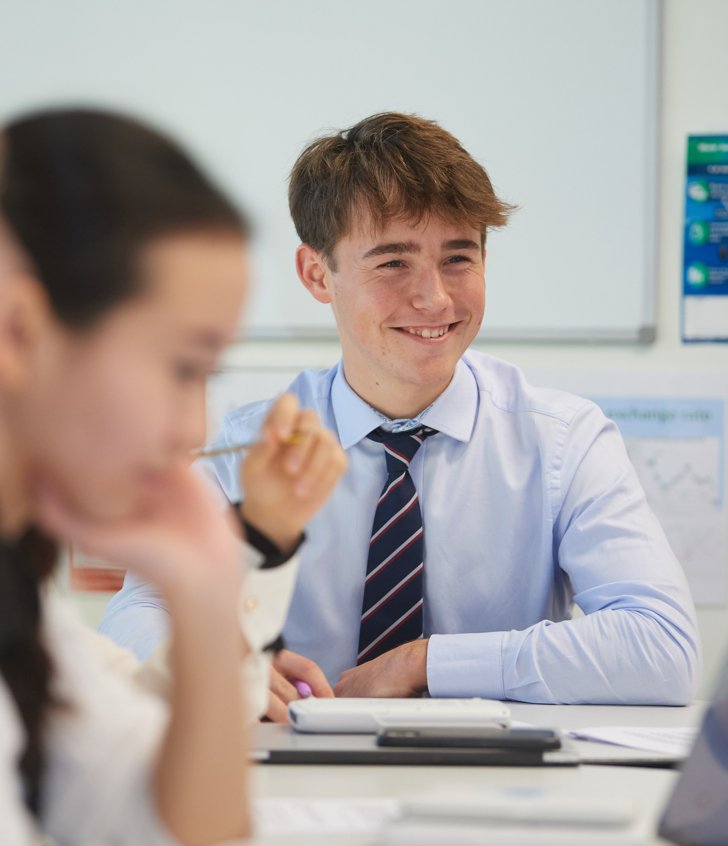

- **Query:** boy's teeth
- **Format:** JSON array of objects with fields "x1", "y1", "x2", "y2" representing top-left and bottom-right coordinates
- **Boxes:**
[{"x1": 405, "y1": 326, "x2": 448, "y2": 338}]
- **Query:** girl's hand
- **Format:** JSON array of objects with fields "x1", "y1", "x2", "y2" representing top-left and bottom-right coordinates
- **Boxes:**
[
  {"x1": 240, "y1": 394, "x2": 347, "y2": 551},
  {"x1": 35, "y1": 465, "x2": 242, "y2": 602}
]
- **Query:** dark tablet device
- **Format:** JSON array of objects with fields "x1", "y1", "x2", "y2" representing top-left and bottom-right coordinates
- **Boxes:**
[
  {"x1": 376, "y1": 726, "x2": 561, "y2": 751},
  {"x1": 249, "y1": 723, "x2": 577, "y2": 766},
  {"x1": 256, "y1": 746, "x2": 549, "y2": 766}
]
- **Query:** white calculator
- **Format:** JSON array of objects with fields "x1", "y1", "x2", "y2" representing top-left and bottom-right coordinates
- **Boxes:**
[{"x1": 288, "y1": 697, "x2": 511, "y2": 734}]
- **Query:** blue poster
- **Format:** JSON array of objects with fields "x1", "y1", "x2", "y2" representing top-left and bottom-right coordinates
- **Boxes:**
[{"x1": 682, "y1": 135, "x2": 728, "y2": 342}]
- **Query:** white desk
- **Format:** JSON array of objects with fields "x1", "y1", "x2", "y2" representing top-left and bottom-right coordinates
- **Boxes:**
[
  {"x1": 248, "y1": 703, "x2": 707, "y2": 845},
  {"x1": 245, "y1": 703, "x2": 705, "y2": 846}
]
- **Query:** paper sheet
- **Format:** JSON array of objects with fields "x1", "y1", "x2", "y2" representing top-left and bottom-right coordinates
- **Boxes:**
[{"x1": 566, "y1": 726, "x2": 699, "y2": 757}]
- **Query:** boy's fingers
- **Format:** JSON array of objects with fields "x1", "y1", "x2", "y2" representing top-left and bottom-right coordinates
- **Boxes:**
[
  {"x1": 273, "y1": 649, "x2": 335, "y2": 697},
  {"x1": 296, "y1": 429, "x2": 347, "y2": 497},
  {"x1": 293, "y1": 434, "x2": 336, "y2": 496},
  {"x1": 243, "y1": 402, "x2": 300, "y2": 470},
  {"x1": 282, "y1": 438, "x2": 314, "y2": 475},
  {"x1": 282, "y1": 414, "x2": 320, "y2": 474},
  {"x1": 269, "y1": 666, "x2": 300, "y2": 704},
  {"x1": 263, "y1": 393, "x2": 300, "y2": 441}
]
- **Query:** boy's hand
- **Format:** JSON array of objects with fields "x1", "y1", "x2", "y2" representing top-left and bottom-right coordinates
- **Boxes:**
[{"x1": 240, "y1": 393, "x2": 347, "y2": 551}]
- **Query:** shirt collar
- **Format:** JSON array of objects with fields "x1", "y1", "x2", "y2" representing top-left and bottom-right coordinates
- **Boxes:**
[{"x1": 331, "y1": 358, "x2": 478, "y2": 449}]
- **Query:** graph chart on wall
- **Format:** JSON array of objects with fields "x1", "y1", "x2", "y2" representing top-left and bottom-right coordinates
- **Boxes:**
[{"x1": 592, "y1": 397, "x2": 726, "y2": 606}]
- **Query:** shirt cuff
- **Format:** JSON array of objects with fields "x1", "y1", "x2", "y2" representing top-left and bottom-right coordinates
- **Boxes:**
[
  {"x1": 426, "y1": 632, "x2": 506, "y2": 699},
  {"x1": 238, "y1": 551, "x2": 299, "y2": 654}
]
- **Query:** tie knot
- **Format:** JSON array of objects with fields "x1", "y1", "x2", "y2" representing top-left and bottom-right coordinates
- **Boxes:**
[{"x1": 367, "y1": 425, "x2": 437, "y2": 473}]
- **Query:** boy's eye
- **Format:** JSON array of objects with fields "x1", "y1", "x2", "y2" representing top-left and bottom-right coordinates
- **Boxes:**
[
  {"x1": 378, "y1": 260, "x2": 406, "y2": 269},
  {"x1": 445, "y1": 255, "x2": 469, "y2": 264}
]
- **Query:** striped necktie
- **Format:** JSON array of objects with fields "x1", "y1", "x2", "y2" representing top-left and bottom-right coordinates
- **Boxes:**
[{"x1": 357, "y1": 425, "x2": 438, "y2": 665}]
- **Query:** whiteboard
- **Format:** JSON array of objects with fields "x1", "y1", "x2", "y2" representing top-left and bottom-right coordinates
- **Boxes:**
[{"x1": 0, "y1": 0, "x2": 658, "y2": 342}]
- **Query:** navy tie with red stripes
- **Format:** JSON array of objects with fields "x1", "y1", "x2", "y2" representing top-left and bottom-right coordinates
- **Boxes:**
[{"x1": 357, "y1": 425, "x2": 438, "y2": 665}]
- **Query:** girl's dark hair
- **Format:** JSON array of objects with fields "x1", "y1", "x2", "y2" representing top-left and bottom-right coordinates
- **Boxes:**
[
  {"x1": 0, "y1": 107, "x2": 249, "y2": 812},
  {"x1": 0, "y1": 530, "x2": 56, "y2": 814}
]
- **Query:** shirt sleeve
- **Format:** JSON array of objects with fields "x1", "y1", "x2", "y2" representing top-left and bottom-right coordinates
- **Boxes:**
[
  {"x1": 427, "y1": 403, "x2": 702, "y2": 705},
  {"x1": 98, "y1": 570, "x2": 170, "y2": 661}
]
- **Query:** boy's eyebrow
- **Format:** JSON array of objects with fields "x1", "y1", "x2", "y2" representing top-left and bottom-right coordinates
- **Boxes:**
[
  {"x1": 443, "y1": 239, "x2": 481, "y2": 251},
  {"x1": 361, "y1": 238, "x2": 481, "y2": 260},
  {"x1": 362, "y1": 241, "x2": 421, "y2": 259}
]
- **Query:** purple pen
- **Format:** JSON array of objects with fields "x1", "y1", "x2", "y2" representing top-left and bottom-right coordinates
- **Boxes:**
[{"x1": 293, "y1": 679, "x2": 313, "y2": 698}]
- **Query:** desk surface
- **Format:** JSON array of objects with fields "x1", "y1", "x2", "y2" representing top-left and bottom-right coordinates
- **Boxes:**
[{"x1": 248, "y1": 702, "x2": 707, "y2": 845}]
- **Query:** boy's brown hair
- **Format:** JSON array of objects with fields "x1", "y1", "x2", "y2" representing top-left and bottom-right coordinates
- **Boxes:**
[{"x1": 289, "y1": 112, "x2": 514, "y2": 267}]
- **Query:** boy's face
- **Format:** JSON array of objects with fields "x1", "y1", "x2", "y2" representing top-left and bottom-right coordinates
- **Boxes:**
[{"x1": 302, "y1": 213, "x2": 486, "y2": 417}]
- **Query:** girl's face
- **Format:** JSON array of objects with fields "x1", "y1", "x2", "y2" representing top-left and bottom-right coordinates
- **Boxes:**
[{"x1": 19, "y1": 232, "x2": 248, "y2": 520}]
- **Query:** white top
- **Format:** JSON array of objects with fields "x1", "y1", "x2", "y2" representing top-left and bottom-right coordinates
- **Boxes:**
[
  {"x1": 100, "y1": 541, "x2": 300, "y2": 721},
  {"x1": 1, "y1": 535, "x2": 299, "y2": 845},
  {"x1": 0, "y1": 594, "x2": 176, "y2": 846}
]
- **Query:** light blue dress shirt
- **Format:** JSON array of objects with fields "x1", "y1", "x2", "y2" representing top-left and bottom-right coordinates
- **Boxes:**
[{"x1": 100, "y1": 351, "x2": 701, "y2": 704}]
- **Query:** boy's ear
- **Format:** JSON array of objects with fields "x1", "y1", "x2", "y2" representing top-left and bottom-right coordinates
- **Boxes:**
[{"x1": 295, "y1": 244, "x2": 334, "y2": 304}]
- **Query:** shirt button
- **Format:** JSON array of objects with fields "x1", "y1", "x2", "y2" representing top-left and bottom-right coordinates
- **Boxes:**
[{"x1": 243, "y1": 596, "x2": 259, "y2": 613}]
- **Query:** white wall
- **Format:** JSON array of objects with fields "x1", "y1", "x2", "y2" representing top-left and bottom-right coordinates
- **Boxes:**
[{"x1": 71, "y1": 0, "x2": 728, "y2": 696}]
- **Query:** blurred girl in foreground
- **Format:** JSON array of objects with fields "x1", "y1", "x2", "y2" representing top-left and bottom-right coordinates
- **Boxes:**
[{"x1": 0, "y1": 109, "x2": 345, "y2": 845}]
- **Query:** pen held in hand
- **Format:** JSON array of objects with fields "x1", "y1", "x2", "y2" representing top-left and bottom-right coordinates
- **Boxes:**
[{"x1": 191, "y1": 432, "x2": 306, "y2": 459}]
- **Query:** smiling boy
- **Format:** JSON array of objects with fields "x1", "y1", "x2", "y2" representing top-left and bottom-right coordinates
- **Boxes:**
[{"x1": 102, "y1": 113, "x2": 700, "y2": 717}]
